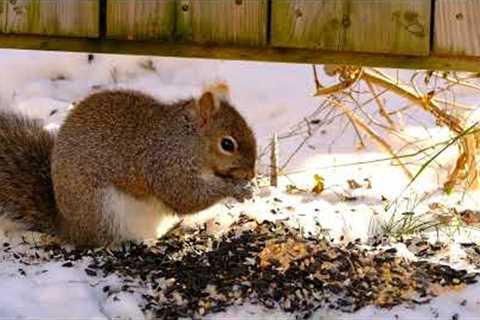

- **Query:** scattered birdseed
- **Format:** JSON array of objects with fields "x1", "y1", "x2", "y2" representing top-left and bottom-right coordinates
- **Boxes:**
[
  {"x1": 4, "y1": 215, "x2": 479, "y2": 319},
  {"x1": 461, "y1": 243, "x2": 480, "y2": 268},
  {"x1": 85, "y1": 268, "x2": 97, "y2": 277}
]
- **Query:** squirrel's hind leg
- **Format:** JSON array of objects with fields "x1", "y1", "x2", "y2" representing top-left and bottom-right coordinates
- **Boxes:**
[
  {"x1": 55, "y1": 183, "x2": 179, "y2": 248},
  {"x1": 101, "y1": 186, "x2": 179, "y2": 244},
  {"x1": 55, "y1": 184, "x2": 115, "y2": 247}
]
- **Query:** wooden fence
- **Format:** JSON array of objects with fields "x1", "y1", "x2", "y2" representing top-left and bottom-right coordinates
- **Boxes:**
[{"x1": 0, "y1": 0, "x2": 479, "y2": 71}]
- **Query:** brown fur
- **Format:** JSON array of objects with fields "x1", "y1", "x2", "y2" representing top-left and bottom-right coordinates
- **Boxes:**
[
  {"x1": 52, "y1": 89, "x2": 256, "y2": 247},
  {"x1": 0, "y1": 111, "x2": 56, "y2": 234}
]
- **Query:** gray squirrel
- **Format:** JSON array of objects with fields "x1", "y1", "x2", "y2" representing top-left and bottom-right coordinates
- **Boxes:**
[{"x1": 0, "y1": 83, "x2": 257, "y2": 247}]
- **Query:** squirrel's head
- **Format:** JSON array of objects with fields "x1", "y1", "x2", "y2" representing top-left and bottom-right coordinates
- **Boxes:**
[{"x1": 192, "y1": 82, "x2": 257, "y2": 181}]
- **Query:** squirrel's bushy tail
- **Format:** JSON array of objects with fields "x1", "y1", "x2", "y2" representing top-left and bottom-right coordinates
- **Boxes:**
[{"x1": 0, "y1": 111, "x2": 57, "y2": 234}]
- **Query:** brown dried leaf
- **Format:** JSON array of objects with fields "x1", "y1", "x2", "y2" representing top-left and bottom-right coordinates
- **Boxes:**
[
  {"x1": 347, "y1": 179, "x2": 362, "y2": 189},
  {"x1": 460, "y1": 210, "x2": 480, "y2": 225}
]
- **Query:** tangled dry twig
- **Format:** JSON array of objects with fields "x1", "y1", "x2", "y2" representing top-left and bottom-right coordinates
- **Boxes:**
[{"x1": 312, "y1": 64, "x2": 480, "y2": 192}]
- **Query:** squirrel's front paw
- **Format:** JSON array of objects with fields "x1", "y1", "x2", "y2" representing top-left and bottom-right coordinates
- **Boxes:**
[{"x1": 231, "y1": 180, "x2": 255, "y2": 202}]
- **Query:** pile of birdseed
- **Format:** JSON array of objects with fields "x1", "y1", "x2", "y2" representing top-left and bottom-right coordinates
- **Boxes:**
[
  {"x1": 4, "y1": 215, "x2": 479, "y2": 319},
  {"x1": 461, "y1": 242, "x2": 480, "y2": 269}
]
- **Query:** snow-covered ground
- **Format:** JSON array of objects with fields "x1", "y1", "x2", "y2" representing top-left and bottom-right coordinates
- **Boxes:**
[{"x1": 0, "y1": 49, "x2": 479, "y2": 319}]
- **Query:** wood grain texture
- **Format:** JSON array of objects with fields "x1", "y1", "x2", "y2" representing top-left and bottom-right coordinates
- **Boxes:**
[
  {"x1": 434, "y1": 0, "x2": 480, "y2": 57},
  {"x1": 177, "y1": 0, "x2": 268, "y2": 46},
  {"x1": 0, "y1": 0, "x2": 99, "y2": 37},
  {"x1": 107, "y1": 0, "x2": 176, "y2": 40},
  {"x1": 0, "y1": 1, "x2": 7, "y2": 33},
  {"x1": 1, "y1": 34, "x2": 478, "y2": 73},
  {"x1": 271, "y1": 0, "x2": 431, "y2": 56}
]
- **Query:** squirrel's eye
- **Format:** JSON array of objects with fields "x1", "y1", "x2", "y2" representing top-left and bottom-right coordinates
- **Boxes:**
[{"x1": 220, "y1": 136, "x2": 237, "y2": 154}]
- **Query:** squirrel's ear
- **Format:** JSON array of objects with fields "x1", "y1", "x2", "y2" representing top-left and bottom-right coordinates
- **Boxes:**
[
  {"x1": 206, "y1": 81, "x2": 230, "y2": 104},
  {"x1": 196, "y1": 82, "x2": 230, "y2": 128},
  {"x1": 194, "y1": 91, "x2": 216, "y2": 130}
]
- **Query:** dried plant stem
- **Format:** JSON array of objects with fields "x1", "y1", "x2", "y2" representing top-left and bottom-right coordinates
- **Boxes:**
[
  {"x1": 312, "y1": 65, "x2": 321, "y2": 92},
  {"x1": 270, "y1": 133, "x2": 279, "y2": 187},
  {"x1": 361, "y1": 69, "x2": 479, "y2": 191},
  {"x1": 365, "y1": 80, "x2": 396, "y2": 129},
  {"x1": 313, "y1": 65, "x2": 363, "y2": 96},
  {"x1": 435, "y1": 98, "x2": 476, "y2": 111},
  {"x1": 326, "y1": 97, "x2": 413, "y2": 179},
  {"x1": 342, "y1": 104, "x2": 366, "y2": 150},
  {"x1": 432, "y1": 72, "x2": 480, "y2": 92},
  {"x1": 361, "y1": 69, "x2": 463, "y2": 134},
  {"x1": 309, "y1": 64, "x2": 480, "y2": 191},
  {"x1": 444, "y1": 133, "x2": 479, "y2": 191}
]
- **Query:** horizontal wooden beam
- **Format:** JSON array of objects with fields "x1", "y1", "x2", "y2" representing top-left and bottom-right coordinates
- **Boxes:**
[{"x1": 0, "y1": 34, "x2": 479, "y2": 72}]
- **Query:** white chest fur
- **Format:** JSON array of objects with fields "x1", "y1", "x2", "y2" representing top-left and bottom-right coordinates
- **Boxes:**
[{"x1": 102, "y1": 186, "x2": 179, "y2": 242}]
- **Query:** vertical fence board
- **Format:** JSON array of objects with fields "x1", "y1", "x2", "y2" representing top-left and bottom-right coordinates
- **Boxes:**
[
  {"x1": 107, "y1": 0, "x2": 175, "y2": 40},
  {"x1": 1, "y1": 0, "x2": 99, "y2": 37},
  {"x1": 176, "y1": 0, "x2": 267, "y2": 46},
  {"x1": 434, "y1": 0, "x2": 480, "y2": 57},
  {"x1": 271, "y1": 0, "x2": 431, "y2": 56},
  {"x1": 106, "y1": 0, "x2": 268, "y2": 46},
  {"x1": 0, "y1": 1, "x2": 6, "y2": 33}
]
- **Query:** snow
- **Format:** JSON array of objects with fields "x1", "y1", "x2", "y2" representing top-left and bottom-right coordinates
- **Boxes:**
[
  {"x1": 0, "y1": 258, "x2": 145, "y2": 319},
  {"x1": 327, "y1": 282, "x2": 480, "y2": 320},
  {"x1": 0, "y1": 48, "x2": 479, "y2": 319},
  {"x1": 0, "y1": 265, "x2": 108, "y2": 319}
]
